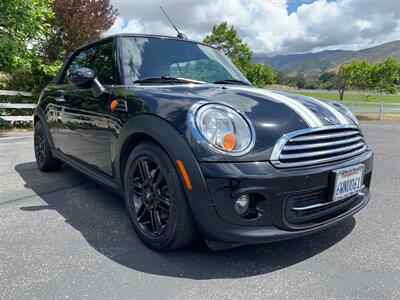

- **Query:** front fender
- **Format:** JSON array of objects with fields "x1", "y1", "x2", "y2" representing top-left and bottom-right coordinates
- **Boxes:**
[
  {"x1": 33, "y1": 106, "x2": 55, "y2": 148},
  {"x1": 114, "y1": 114, "x2": 221, "y2": 236}
]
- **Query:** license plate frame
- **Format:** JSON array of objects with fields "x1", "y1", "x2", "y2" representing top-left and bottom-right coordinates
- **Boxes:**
[{"x1": 331, "y1": 164, "x2": 365, "y2": 202}]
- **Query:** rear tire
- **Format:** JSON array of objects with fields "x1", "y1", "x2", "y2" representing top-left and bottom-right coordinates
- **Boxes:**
[
  {"x1": 34, "y1": 121, "x2": 62, "y2": 172},
  {"x1": 123, "y1": 141, "x2": 197, "y2": 251}
]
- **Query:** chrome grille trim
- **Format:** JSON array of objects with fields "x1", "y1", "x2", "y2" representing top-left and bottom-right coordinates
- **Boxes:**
[
  {"x1": 283, "y1": 136, "x2": 363, "y2": 151},
  {"x1": 275, "y1": 145, "x2": 367, "y2": 168},
  {"x1": 280, "y1": 142, "x2": 365, "y2": 159},
  {"x1": 271, "y1": 125, "x2": 367, "y2": 168},
  {"x1": 290, "y1": 130, "x2": 359, "y2": 142}
]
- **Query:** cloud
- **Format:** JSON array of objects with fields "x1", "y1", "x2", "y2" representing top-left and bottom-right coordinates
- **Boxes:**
[{"x1": 108, "y1": 0, "x2": 400, "y2": 55}]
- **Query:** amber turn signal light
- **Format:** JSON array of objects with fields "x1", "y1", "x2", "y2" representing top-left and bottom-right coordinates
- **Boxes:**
[
  {"x1": 223, "y1": 132, "x2": 236, "y2": 151},
  {"x1": 110, "y1": 99, "x2": 118, "y2": 110},
  {"x1": 176, "y1": 160, "x2": 192, "y2": 191}
]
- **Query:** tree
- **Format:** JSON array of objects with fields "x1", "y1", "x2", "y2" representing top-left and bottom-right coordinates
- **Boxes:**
[
  {"x1": 345, "y1": 60, "x2": 372, "y2": 90},
  {"x1": 5, "y1": 0, "x2": 118, "y2": 96},
  {"x1": 203, "y1": 21, "x2": 252, "y2": 70},
  {"x1": 294, "y1": 74, "x2": 307, "y2": 89},
  {"x1": 203, "y1": 22, "x2": 276, "y2": 87},
  {"x1": 244, "y1": 63, "x2": 276, "y2": 87},
  {"x1": 319, "y1": 71, "x2": 336, "y2": 83},
  {"x1": 45, "y1": 0, "x2": 118, "y2": 61},
  {"x1": 319, "y1": 71, "x2": 336, "y2": 89},
  {"x1": 276, "y1": 71, "x2": 286, "y2": 84},
  {"x1": 336, "y1": 60, "x2": 372, "y2": 100},
  {"x1": 335, "y1": 67, "x2": 349, "y2": 101},
  {"x1": 336, "y1": 58, "x2": 399, "y2": 101},
  {"x1": 369, "y1": 57, "x2": 400, "y2": 94},
  {"x1": 6, "y1": 50, "x2": 63, "y2": 95},
  {"x1": 0, "y1": 0, "x2": 54, "y2": 72}
]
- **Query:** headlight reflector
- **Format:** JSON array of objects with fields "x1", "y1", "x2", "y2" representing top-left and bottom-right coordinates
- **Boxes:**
[{"x1": 189, "y1": 102, "x2": 255, "y2": 156}]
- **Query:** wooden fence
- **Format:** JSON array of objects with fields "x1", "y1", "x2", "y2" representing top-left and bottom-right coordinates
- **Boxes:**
[
  {"x1": 1, "y1": 90, "x2": 400, "y2": 124},
  {"x1": 343, "y1": 101, "x2": 400, "y2": 120},
  {"x1": 0, "y1": 90, "x2": 35, "y2": 123}
]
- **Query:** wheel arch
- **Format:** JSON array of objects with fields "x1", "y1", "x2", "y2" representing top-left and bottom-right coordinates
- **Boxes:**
[
  {"x1": 115, "y1": 114, "x2": 217, "y2": 236},
  {"x1": 33, "y1": 106, "x2": 54, "y2": 148},
  {"x1": 118, "y1": 131, "x2": 158, "y2": 185},
  {"x1": 116, "y1": 115, "x2": 190, "y2": 188}
]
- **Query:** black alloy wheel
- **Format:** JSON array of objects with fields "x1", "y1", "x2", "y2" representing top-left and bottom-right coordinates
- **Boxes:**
[
  {"x1": 129, "y1": 156, "x2": 170, "y2": 237},
  {"x1": 124, "y1": 142, "x2": 197, "y2": 251},
  {"x1": 34, "y1": 124, "x2": 46, "y2": 166},
  {"x1": 34, "y1": 122, "x2": 62, "y2": 172}
]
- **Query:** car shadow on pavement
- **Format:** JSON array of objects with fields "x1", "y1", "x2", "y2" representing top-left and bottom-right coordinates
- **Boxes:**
[{"x1": 15, "y1": 161, "x2": 356, "y2": 280}]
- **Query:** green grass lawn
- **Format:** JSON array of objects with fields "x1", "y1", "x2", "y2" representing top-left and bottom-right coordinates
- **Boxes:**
[{"x1": 290, "y1": 91, "x2": 400, "y2": 104}]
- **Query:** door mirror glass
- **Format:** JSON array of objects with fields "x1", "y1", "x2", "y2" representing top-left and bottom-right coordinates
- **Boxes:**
[{"x1": 68, "y1": 67, "x2": 95, "y2": 88}]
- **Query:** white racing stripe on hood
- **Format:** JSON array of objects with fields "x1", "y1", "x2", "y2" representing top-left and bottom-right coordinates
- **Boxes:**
[
  {"x1": 308, "y1": 96, "x2": 349, "y2": 125},
  {"x1": 230, "y1": 87, "x2": 323, "y2": 128}
]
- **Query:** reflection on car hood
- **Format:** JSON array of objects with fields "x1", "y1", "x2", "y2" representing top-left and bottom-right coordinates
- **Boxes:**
[
  {"x1": 125, "y1": 84, "x2": 354, "y2": 161},
  {"x1": 128, "y1": 84, "x2": 353, "y2": 127}
]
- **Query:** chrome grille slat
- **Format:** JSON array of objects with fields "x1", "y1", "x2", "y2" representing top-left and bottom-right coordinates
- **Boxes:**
[
  {"x1": 280, "y1": 141, "x2": 365, "y2": 159},
  {"x1": 270, "y1": 125, "x2": 367, "y2": 168},
  {"x1": 290, "y1": 130, "x2": 359, "y2": 142},
  {"x1": 283, "y1": 135, "x2": 363, "y2": 151},
  {"x1": 275, "y1": 146, "x2": 367, "y2": 167}
]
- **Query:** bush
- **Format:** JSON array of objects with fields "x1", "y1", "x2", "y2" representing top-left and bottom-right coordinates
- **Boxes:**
[
  {"x1": 243, "y1": 63, "x2": 276, "y2": 87},
  {"x1": 304, "y1": 82, "x2": 319, "y2": 89},
  {"x1": 0, "y1": 119, "x2": 13, "y2": 130},
  {"x1": 6, "y1": 57, "x2": 61, "y2": 97}
]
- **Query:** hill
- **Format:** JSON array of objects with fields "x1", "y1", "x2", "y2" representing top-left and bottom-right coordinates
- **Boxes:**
[{"x1": 254, "y1": 40, "x2": 400, "y2": 77}]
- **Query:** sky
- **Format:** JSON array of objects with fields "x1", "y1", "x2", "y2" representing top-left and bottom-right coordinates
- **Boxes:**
[{"x1": 107, "y1": 0, "x2": 400, "y2": 56}]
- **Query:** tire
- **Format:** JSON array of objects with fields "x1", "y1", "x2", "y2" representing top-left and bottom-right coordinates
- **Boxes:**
[
  {"x1": 34, "y1": 121, "x2": 62, "y2": 172},
  {"x1": 123, "y1": 141, "x2": 197, "y2": 251}
]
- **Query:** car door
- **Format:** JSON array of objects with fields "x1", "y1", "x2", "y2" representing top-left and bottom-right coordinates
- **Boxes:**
[{"x1": 49, "y1": 39, "x2": 118, "y2": 176}]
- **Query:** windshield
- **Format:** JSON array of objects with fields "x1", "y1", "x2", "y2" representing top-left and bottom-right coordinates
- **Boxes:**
[{"x1": 120, "y1": 37, "x2": 250, "y2": 84}]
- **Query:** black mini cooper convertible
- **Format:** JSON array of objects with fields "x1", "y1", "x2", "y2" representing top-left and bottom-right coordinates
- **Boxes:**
[{"x1": 34, "y1": 34, "x2": 373, "y2": 251}]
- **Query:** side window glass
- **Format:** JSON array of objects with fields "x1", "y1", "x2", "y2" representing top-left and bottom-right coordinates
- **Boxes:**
[{"x1": 65, "y1": 41, "x2": 116, "y2": 85}]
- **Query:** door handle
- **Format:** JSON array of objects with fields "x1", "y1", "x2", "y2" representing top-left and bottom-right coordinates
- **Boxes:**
[{"x1": 55, "y1": 96, "x2": 66, "y2": 102}]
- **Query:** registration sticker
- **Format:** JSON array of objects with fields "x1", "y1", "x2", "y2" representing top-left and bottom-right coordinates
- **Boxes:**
[{"x1": 332, "y1": 164, "x2": 365, "y2": 202}]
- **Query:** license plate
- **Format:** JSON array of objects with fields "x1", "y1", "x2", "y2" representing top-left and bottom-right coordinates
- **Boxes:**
[{"x1": 332, "y1": 164, "x2": 364, "y2": 202}]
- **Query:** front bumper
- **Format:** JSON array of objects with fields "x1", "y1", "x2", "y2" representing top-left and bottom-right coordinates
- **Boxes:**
[{"x1": 189, "y1": 149, "x2": 373, "y2": 250}]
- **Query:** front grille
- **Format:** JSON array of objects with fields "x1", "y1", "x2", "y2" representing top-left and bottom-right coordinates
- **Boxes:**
[
  {"x1": 285, "y1": 188, "x2": 363, "y2": 225},
  {"x1": 271, "y1": 126, "x2": 367, "y2": 168}
]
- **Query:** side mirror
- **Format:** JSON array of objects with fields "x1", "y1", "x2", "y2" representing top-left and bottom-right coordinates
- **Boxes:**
[
  {"x1": 68, "y1": 67, "x2": 95, "y2": 88},
  {"x1": 68, "y1": 67, "x2": 105, "y2": 97}
]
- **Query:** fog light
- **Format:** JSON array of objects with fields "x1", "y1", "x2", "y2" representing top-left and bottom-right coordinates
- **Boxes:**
[{"x1": 235, "y1": 194, "x2": 250, "y2": 215}]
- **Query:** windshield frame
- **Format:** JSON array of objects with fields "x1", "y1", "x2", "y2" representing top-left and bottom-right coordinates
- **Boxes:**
[{"x1": 116, "y1": 35, "x2": 251, "y2": 86}]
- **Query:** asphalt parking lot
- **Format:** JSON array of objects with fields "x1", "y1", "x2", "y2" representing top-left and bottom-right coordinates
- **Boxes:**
[{"x1": 1, "y1": 121, "x2": 399, "y2": 300}]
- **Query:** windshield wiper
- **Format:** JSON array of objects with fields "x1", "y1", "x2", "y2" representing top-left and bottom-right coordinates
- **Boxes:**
[
  {"x1": 213, "y1": 79, "x2": 251, "y2": 86},
  {"x1": 133, "y1": 76, "x2": 204, "y2": 84}
]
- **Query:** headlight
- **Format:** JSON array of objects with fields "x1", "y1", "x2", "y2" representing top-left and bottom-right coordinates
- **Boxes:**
[
  {"x1": 188, "y1": 102, "x2": 255, "y2": 156},
  {"x1": 330, "y1": 102, "x2": 359, "y2": 125}
]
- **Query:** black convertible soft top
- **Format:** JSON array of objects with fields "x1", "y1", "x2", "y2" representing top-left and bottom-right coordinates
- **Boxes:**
[{"x1": 52, "y1": 33, "x2": 219, "y2": 84}]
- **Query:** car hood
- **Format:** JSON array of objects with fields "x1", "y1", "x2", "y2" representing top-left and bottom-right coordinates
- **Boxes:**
[{"x1": 124, "y1": 84, "x2": 355, "y2": 161}]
